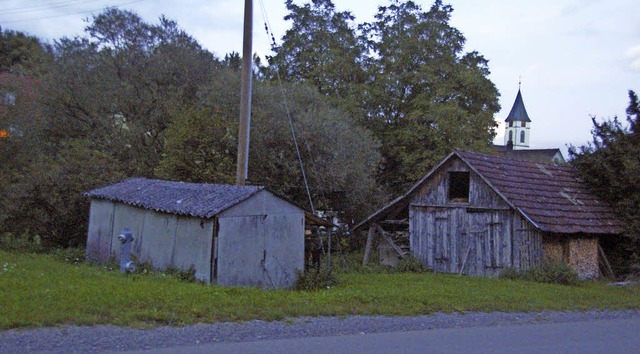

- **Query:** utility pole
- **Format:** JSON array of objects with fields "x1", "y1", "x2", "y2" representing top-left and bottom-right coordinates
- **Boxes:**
[{"x1": 236, "y1": 0, "x2": 253, "y2": 186}]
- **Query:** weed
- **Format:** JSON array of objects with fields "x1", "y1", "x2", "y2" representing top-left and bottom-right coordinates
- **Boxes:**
[
  {"x1": 164, "y1": 265, "x2": 200, "y2": 283},
  {"x1": 393, "y1": 256, "x2": 431, "y2": 274},
  {"x1": 500, "y1": 262, "x2": 580, "y2": 286},
  {"x1": 293, "y1": 269, "x2": 339, "y2": 291},
  {"x1": 0, "y1": 232, "x2": 43, "y2": 253},
  {"x1": 50, "y1": 247, "x2": 85, "y2": 265}
]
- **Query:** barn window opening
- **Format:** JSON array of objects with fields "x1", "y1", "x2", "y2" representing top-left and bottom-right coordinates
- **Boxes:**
[{"x1": 449, "y1": 172, "x2": 470, "y2": 203}]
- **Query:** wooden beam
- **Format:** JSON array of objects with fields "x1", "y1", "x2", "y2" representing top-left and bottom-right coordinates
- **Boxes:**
[
  {"x1": 410, "y1": 204, "x2": 510, "y2": 212},
  {"x1": 235, "y1": 0, "x2": 253, "y2": 186},
  {"x1": 376, "y1": 224, "x2": 406, "y2": 258},
  {"x1": 598, "y1": 243, "x2": 615, "y2": 279},
  {"x1": 362, "y1": 224, "x2": 376, "y2": 266}
]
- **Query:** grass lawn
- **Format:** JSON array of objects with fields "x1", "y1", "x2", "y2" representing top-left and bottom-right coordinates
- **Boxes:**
[{"x1": 1, "y1": 250, "x2": 638, "y2": 330}]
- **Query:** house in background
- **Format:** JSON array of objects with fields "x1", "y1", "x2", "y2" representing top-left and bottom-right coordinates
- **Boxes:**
[
  {"x1": 85, "y1": 178, "x2": 311, "y2": 288},
  {"x1": 355, "y1": 150, "x2": 622, "y2": 279}
]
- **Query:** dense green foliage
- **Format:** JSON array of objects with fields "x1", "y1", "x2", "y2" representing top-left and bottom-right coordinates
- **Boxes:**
[
  {"x1": 500, "y1": 263, "x2": 580, "y2": 286},
  {"x1": 569, "y1": 91, "x2": 640, "y2": 274},
  {"x1": 270, "y1": 0, "x2": 500, "y2": 194},
  {"x1": 293, "y1": 269, "x2": 339, "y2": 291},
  {"x1": 0, "y1": 29, "x2": 52, "y2": 75},
  {"x1": 0, "y1": 2, "x2": 501, "y2": 249},
  {"x1": 1, "y1": 250, "x2": 638, "y2": 329}
]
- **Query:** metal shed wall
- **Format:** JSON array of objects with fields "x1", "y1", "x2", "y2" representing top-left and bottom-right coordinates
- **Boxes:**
[
  {"x1": 86, "y1": 199, "x2": 115, "y2": 263},
  {"x1": 216, "y1": 190, "x2": 305, "y2": 288},
  {"x1": 85, "y1": 200, "x2": 214, "y2": 283}
]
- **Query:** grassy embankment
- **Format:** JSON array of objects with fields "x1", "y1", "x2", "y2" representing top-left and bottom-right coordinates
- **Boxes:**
[{"x1": 1, "y1": 250, "x2": 638, "y2": 330}]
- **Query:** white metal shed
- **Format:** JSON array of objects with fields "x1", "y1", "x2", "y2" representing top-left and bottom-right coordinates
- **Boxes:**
[{"x1": 85, "y1": 178, "x2": 306, "y2": 288}]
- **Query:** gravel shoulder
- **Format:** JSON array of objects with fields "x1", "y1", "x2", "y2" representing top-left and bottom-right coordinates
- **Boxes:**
[{"x1": 2, "y1": 309, "x2": 639, "y2": 353}]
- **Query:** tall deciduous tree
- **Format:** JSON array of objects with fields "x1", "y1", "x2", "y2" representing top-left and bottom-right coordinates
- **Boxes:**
[
  {"x1": 569, "y1": 90, "x2": 640, "y2": 273},
  {"x1": 44, "y1": 8, "x2": 216, "y2": 176},
  {"x1": 360, "y1": 0, "x2": 499, "y2": 193},
  {"x1": 272, "y1": 1, "x2": 500, "y2": 196},
  {"x1": 0, "y1": 29, "x2": 52, "y2": 75},
  {"x1": 158, "y1": 67, "x2": 385, "y2": 221},
  {"x1": 1, "y1": 9, "x2": 218, "y2": 248},
  {"x1": 268, "y1": 0, "x2": 366, "y2": 110}
]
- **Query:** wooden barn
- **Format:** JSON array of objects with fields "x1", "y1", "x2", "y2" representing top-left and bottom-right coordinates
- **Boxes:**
[
  {"x1": 85, "y1": 178, "x2": 308, "y2": 288},
  {"x1": 355, "y1": 150, "x2": 623, "y2": 279}
]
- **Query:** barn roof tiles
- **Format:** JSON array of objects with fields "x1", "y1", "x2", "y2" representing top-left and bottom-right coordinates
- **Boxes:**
[
  {"x1": 456, "y1": 150, "x2": 623, "y2": 235},
  {"x1": 354, "y1": 150, "x2": 623, "y2": 235},
  {"x1": 86, "y1": 178, "x2": 264, "y2": 219}
]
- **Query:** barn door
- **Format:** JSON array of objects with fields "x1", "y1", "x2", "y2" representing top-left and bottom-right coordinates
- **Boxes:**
[
  {"x1": 460, "y1": 229, "x2": 483, "y2": 276},
  {"x1": 433, "y1": 211, "x2": 451, "y2": 273},
  {"x1": 465, "y1": 211, "x2": 506, "y2": 276},
  {"x1": 476, "y1": 212, "x2": 506, "y2": 277}
]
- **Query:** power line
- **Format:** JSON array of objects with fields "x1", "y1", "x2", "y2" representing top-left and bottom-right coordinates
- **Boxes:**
[
  {"x1": 0, "y1": 0, "x2": 145, "y2": 24},
  {"x1": 3, "y1": 0, "x2": 103, "y2": 15},
  {"x1": 258, "y1": 0, "x2": 316, "y2": 214}
]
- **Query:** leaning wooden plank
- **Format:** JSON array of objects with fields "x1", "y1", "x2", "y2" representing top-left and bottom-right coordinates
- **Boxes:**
[
  {"x1": 598, "y1": 243, "x2": 615, "y2": 279},
  {"x1": 459, "y1": 242, "x2": 473, "y2": 276},
  {"x1": 376, "y1": 224, "x2": 407, "y2": 258}
]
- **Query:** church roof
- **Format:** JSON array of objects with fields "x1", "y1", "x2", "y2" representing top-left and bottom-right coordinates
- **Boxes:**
[
  {"x1": 505, "y1": 88, "x2": 531, "y2": 122},
  {"x1": 492, "y1": 146, "x2": 566, "y2": 164}
]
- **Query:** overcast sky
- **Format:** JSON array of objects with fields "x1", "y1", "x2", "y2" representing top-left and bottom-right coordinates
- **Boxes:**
[{"x1": 2, "y1": 0, "x2": 639, "y2": 156}]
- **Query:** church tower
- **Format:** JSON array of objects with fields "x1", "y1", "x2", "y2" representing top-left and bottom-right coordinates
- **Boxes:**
[{"x1": 504, "y1": 88, "x2": 531, "y2": 149}]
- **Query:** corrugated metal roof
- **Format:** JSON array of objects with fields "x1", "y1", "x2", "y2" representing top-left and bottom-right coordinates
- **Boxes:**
[
  {"x1": 86, "y1": 178, "x2": 264, "y2": 219},
  {"x1": 504, "y1": 89, "x2": 531, "y2": 122},
  {"x1": 457, "y1": 150, "x2": 623, "y2": 234}
]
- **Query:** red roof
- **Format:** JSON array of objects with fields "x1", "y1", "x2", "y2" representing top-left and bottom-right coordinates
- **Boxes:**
[{"x1": 457, "y1": 150, "x2": 623, "y2": 235}]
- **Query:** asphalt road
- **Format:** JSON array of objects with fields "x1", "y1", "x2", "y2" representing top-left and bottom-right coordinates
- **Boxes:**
[{"x1": 130, "y1": 317, "x2": 640, "y2": 354}]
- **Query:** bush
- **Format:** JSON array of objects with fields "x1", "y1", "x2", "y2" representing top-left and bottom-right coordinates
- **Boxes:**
[
  {"x1": 0, "y1": 232, "x2": 43, "y2": 253},
  {"x1": 393, "y1": 255, "x2": 430, "y2": 274},
  {"x1": 51, "y1": 247, "x2": 85, "y2": 265},
  {"x1": 164, "y1": 265, "x2": 200, "y2": 283},
  {"x1": 293, "y1": 269, "x2": 339, "y2": 291},
  {"x1": 500, "y1": 262, "x2": 580, "y2": 286}
]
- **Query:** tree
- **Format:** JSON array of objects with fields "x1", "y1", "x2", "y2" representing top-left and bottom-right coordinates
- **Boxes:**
[
  {"x1": 158, "y1": 67, "x2": 385, "y2": 221},
  {"x1": 360, "y1": 0, "x2": 499, "y2": 194},
  {"x1": 267, "y1": 0, "x2": 366, "y2": 110},
  {"x1": 43, "y1": 8, "x2": 217, "y2": 176},
  {"x1": 0, "y1": 29, "x2": 52, "y2": 75},
  {"x1": 271, "y1": 1, "x2": 500, "y2": 196},
  {"x1": 155, "y1": 106, "x2": 237, "y2": 184},
  {"x1": 1, "y1": 8, "x2": 219, "y2": 248},
  {"x1": 1, "y1": 140, "x2": 125, "y2": 248},
  {"x1": 569, "y1": 90, "x2": 640, "y2": 273}
]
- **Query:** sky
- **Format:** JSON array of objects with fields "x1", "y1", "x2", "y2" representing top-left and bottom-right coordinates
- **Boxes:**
[{"x1": 2, "y1": 0, "x2": 639, "y2": 156}]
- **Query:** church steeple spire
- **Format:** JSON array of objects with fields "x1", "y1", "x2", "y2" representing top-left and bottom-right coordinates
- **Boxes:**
[{"x1": 504, "y1": 87, "x2": 531, "y2": 149}]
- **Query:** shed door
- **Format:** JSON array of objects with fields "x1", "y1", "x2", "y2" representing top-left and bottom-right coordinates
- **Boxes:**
[{"x1": 216, "y1": 215, "x2": 266, "y2": 287}]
